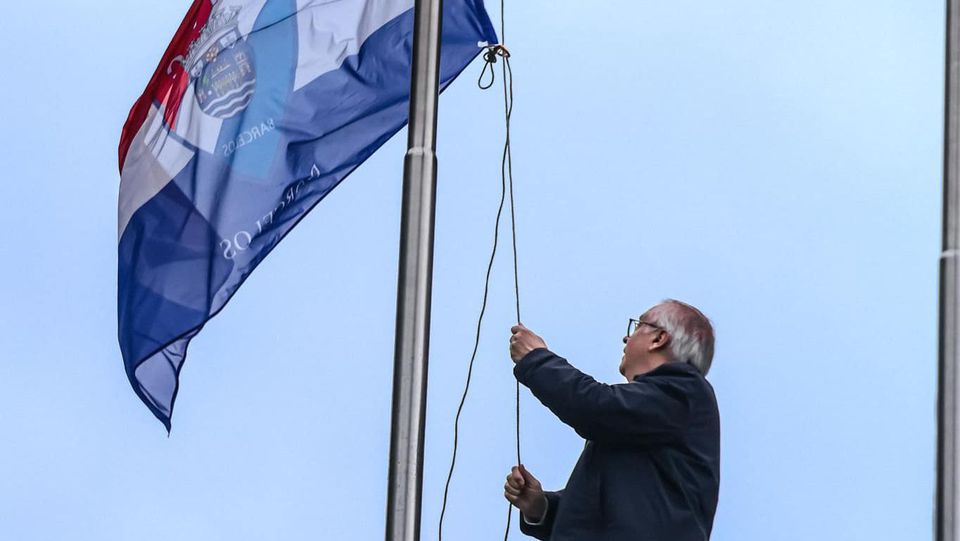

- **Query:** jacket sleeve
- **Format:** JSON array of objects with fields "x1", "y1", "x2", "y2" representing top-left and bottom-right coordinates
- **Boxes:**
[
  {"x1": 519, "y1": 490, "x2": 563, "y2": 540},
  {"x1": 513, "y1": 349, "x2": 691, "y2": 445}
]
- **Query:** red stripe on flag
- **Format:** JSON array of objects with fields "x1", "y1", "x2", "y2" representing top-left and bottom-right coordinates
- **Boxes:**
[{"x1": 118, "y1": 0, "x2": 214, "y2": 172}]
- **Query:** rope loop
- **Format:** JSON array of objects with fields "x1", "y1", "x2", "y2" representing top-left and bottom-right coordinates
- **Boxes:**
[{"x1": 478, "y1": 44, "x2": 511, "y2": 90}]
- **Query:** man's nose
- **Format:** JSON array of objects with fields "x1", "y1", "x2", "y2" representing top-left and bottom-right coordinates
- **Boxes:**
[{"x1": 623, "y1": 336, "x2": 629, "y2": 344}]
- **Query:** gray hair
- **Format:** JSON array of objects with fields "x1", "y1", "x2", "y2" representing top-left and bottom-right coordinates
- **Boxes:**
[{"x1": 644, "y1": 299, "x2": 715, "y2": 375}]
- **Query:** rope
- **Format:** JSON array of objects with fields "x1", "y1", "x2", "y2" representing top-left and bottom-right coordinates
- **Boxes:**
[
  {"x1": 500, "y1": 42, "x2": 522, "y2": 541},
  {"x1": 437, "y1": 11, "x2": 523, "y2": 541}
]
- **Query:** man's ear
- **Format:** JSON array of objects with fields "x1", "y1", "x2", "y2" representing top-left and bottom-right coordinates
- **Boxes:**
[{"x1": 648, "y1": 330, "x2": 671, "y2": 353}]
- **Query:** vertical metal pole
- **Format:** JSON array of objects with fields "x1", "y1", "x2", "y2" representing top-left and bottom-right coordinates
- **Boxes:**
[
  {"x1": 940, "y1": 1, "x2": 960, "y2": 539},
  {"x1": 386, "y1": 0, "x2": 443, "y2": 540}
]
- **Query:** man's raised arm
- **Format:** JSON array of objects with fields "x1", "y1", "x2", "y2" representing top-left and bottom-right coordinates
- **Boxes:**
[{"x1": 513, "y1": 348, "x2": 694, "y2": 445}]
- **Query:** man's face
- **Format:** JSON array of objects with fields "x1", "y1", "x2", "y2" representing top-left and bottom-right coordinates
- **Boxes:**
[{"x1": 620, "y1": 310, "x2": 660, "y2": 377}]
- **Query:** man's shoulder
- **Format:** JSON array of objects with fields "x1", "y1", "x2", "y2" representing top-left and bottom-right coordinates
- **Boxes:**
[{"x1": 632, "y1": 363, "x2": 718, "y2": 413}]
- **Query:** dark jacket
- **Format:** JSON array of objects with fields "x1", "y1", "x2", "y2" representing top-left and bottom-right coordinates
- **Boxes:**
[{"x1": 514, "y1": 348, "x2": 720, "y2": 541}]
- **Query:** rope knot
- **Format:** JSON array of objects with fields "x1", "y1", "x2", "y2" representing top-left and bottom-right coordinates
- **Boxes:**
[{"x1": 483, "y1": 44, "x2": 510, "y2": 63}]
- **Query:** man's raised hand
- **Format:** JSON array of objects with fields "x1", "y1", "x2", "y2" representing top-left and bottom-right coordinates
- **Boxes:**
[
  {"x1": 509, "y1": 324, "x2": 547, "y2": 363},
  {"x1": 503, "y1": 464, "x2": 547, "y2": 521}
]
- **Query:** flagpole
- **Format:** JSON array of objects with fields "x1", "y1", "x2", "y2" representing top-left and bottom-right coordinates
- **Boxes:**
[
  {"x1": 386, "y1": 0, "x2": 443, "y2": 539},
  {"x1": 939, "y1": 0, "x2": 960, "y2": 539}
]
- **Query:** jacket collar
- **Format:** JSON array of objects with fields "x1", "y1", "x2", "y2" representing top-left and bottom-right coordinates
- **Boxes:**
[{"x1": 632, "y1": 360, "x2": 701, "y2": 381}]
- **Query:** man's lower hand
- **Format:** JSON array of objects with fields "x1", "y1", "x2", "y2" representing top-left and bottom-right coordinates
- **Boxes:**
[{"x1": 504, "y1": 464, "x2": 547, "y2": 521}]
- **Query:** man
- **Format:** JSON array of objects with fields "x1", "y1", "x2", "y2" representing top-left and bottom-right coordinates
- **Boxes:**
[{"x1": 504, "y1": 299, "x2": 720, "y2": 541}]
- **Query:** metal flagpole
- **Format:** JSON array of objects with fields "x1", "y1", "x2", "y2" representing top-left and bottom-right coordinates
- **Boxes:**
[
  {"x1": 939, "y1": 0, "x2": 960, "y2": 539},
  {"x1": 385, "y1": 0, "x2": 443, "y2": 539}
]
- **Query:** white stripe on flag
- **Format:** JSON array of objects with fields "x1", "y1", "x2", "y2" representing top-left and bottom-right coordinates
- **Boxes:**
[
  {"x1": 234, "y1": 0, "x2": 270, "y2": 36},
  {"x1": 118, "y1": 105, "x2": 193, "y2": 239},
  {"x1": 293, "y1": 0, "x2": 414, "y2": 91}
]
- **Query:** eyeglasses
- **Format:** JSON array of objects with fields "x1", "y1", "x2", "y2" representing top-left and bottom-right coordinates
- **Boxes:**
[{"x1": 627, "y1": 318, "x2": 664, "y2": 337}]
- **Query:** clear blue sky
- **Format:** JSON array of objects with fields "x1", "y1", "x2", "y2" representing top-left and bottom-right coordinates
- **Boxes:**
[{"x1": 0, "y1": 1, "x2": 944, "y2": 539}]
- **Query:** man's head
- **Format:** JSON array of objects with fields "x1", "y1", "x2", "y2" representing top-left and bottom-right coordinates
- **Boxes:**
[{"x1": 620, "y1": 299, "x2": 715, "y2": 380}]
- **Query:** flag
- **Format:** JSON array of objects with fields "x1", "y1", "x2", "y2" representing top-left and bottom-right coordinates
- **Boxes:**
[{"x1": 118, "y1": 0, "x2": 497, "y2": 431}]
